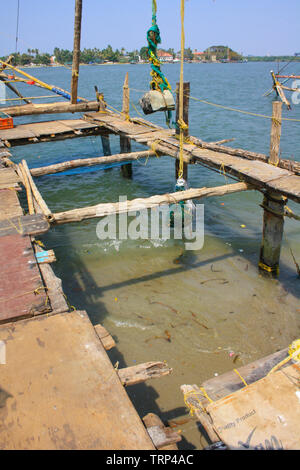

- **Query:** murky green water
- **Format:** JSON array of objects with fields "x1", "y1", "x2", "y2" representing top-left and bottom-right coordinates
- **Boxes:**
[{"x1": 8, "y1": 63, "x2": 300, "y2": 449}]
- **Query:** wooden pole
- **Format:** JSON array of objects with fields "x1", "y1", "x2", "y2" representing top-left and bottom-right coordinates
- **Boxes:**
[
  {"x1": 52, "y1": 182, "x2": 250, "y2": 225},
  {"x1": 0, "y1": 100, "x2": 100, "y2": 117},
  {"x1": 21, "y1": 160, "x2": 53, "y2": 220},
  {"x1": 259, "y1": 101, "x2": 285, "y2": 277},
  {"x1": 120, "y1": 135, "x2": 132, "y2": 178},
  {"x1": 120, "y1": 73, "x2": 132, "y2": 178},
  {"x1": 122, "y1": 72, "x2": 130, "y2": 120},
  {"x1": 71, "y1": 0, "x2": 83, "y2": 104},
  {"x1": 30, "y1": 150, "x2": 156, "y2": 177},
  {"x1": 175, "y1": 82, "x2": 190, "y2": 181}
]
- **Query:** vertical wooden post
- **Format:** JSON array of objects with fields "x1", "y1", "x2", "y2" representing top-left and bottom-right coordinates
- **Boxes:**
[
  {"x1": 71, "y1": 0, "x2": 82, "y2": 104},
  {"x1": 101, "y1": 134, "x2": 112, "y2": 157},
  {"x1": 120, "y1": 135, "x2": 132, "y2": 179},
  {"x1": 259, "y1": 101, "x2": 285, "y2": 277},
  {"x1": 120, "y1": 72, "x2": 132, "y2": 178},
  {"x1": 175, "y1": 82, "x2": 190, "y2": 181},
  {"x1": 122, "y1": 72, "x2": 130, "y2": 120}
]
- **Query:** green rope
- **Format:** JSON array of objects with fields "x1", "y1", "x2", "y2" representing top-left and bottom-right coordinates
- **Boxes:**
[{"x1": 146, "y1": 0, "x2": 172, "y2": 126}]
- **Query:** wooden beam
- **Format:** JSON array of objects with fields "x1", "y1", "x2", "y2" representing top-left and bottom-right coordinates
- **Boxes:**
[
  {"x1": 52, "y1": 182, "x2": 250, "y2": 225},
  {"x1": 117, "y1": 361, "x2": 172, "y2": 387},
  {"x1": 30, "y1": 150, "x2": 156, "y2": 177},
  {"x1": 122, "y1": 72, "x2": 130, "y2": 120},
  {"x1": 0, "y1": 101, "x2": 100, "y2": 117},
  {"x1": 20, "y1": 160, "x2": 53, "y2": 220},
  {"x1": 71, "y1": 0, "x2": 83, "y2": 104},
  {"x1": 94, "y1": 324, "x2": 116, "y2": 351},
  {"x1": 143, "y1": 413, "x2": 181, "y2": 450}
]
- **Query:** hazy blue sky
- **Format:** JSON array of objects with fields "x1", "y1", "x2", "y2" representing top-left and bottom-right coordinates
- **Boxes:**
[{"x1": 2, "y1": 0, "x2": 300, "y2": 56}]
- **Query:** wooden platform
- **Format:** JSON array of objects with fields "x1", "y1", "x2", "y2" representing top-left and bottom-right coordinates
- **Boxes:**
[
  {"x1": 0, "y1": 119, "x2": 105, "y2": 146},
  {"x1": 84, "y1": 111, "x2": 300, "y2": 204},
  {"x1": 0, "y1": 310, "x2": 155, "y2": 450}
]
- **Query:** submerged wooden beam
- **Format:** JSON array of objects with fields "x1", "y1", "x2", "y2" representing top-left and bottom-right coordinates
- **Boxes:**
[
  {"x1": 52, "y1": 182, "x2": 250, "y2": 225},
  {"x1": 94, "y1": 324, "x2": 116, "y2": 351},
  {"x1": 0, "y1": 100, "x2": 100, "y2": 117},
  {"x1": 118, "y1": 361, "x2": 172, "y2": 387},
  {"x1": 30, "y1": 150, "x2": 156, "y2": 177}
]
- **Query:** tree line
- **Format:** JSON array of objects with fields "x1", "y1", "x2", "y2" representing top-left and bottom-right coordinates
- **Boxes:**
[{"x1": 0, "y1": 45, "x2": 200, "y2": 66}]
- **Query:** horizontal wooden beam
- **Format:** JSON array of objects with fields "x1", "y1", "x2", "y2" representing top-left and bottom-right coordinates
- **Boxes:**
[
  {"x1": 118, "y1": 361, "x2": 172, "y2": 387},
  {"x1": 51, "y1": 182, "x2": 250, "y2": 225},
  {"x1": 30, "y1": 150, "x2": 157, "y2": 177},
  {"x1": 0, "y1": 100, "x2": 100, "y2": 117}
]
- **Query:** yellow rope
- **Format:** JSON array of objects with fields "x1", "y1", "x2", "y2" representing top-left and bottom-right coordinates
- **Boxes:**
[
  {"x1": 188, "y1": 94, "x2": 300, "y2": 123},
  {"x1": 183, "y1": 388, "x2": 213, "y2": 416},
  {"x1": 233, "y1": 368, "x2": 248, "y2": 387},
  {"x1": 267, "y1": 339, "x2": 300, "y2": 375}
]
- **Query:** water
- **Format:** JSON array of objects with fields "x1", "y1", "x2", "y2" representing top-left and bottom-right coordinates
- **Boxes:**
[{"x1": 8, "y1": 62, "x2": 300, "y2": 449}]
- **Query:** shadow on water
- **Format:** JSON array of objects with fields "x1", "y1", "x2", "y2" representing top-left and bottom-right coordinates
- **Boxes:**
[{"x1": 41, "y1": 218, "x2": 197, "y2": 450}]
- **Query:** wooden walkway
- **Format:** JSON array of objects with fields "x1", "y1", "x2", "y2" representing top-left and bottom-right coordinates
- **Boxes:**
[
  {"x1": 0, "y1": 310, "x2": 154, "y2": 450},
  {"x1": 0, "y1": 148, "x2": 175, "y2": 449},
  {"x1": 0, "y1": 119, "x2": 105, "y2": 146},
  {"x1": 83, "y1": 111, "x2": 300, "y2": 204}
]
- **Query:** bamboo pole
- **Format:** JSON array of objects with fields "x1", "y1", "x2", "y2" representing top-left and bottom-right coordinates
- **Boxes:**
[
  {"x1": 71, "y1": 0, "x2": 83, "y2": 104},
  {"x1": 52, "y1": 182, "x2": 250, "y2": 225},
  {"x1": 21, "y1": 160, "x2": 53, "y2": 220},
  {"x1": 30, "y1": 150, "x2": 156, "y2": 177}
]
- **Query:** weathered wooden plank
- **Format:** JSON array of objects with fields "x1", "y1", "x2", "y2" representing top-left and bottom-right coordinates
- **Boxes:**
[
  {"x1": 202, "y1": 348, "x2": 289, "y2": 403},
  {"x1": 118, "y1": 361, "x2": 172, "y2": 387},
  {"x1": 0, "y1": 310, "x2": 155, "y2": 450},
  {"x1": 143, "y1": 413, "x2": 181, "y2": 450},
  {"x1": 0, "y1": 234, "x2": 50, "y2": 323},
  {"x1": 94, "y1": 324, "x2": 116, "y2": 350},
  {"x1": 0, "y1": 214, "x2": 49, "y2": 237},
  {"x1": 0, "y1": 189, "x2": 23, "y2": 221}
]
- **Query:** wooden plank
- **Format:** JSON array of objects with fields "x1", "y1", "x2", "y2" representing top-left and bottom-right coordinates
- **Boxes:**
[
  {"x1": 0, "y1": 120, "x2": 103, "y2": 146},
  {"x1": 0, "y1": 214, "x2": 49, "y2": 237},
  {"x1": 118, "y1": 361, "x2": 172, "y2": 387},
  {"x1": 0, "y1": 234, "x2": 50, "y2": 323},
  {"x1": 201, "y1": 349, "x2": 289, "y2": 403},
  {"x1": 0, "y1": 310, "x2": 155, "y2": 449},
  {"x1": 0, "y1": 190, "x2": 23, "y2": 221},
  {"x1": 143, "y1": 413, "x2": 181, "y2": 450},
  {"x1": 94, "y1": 324, "x2": 116, "y2": 350},
  {"x1": 33, "y1": 243, "x2": 69, "y2": 314}
]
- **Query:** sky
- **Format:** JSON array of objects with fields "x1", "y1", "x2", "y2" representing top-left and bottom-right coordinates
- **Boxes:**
[{"x1": 1, "y1": 0, "x2": 300, "y2": 57}]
